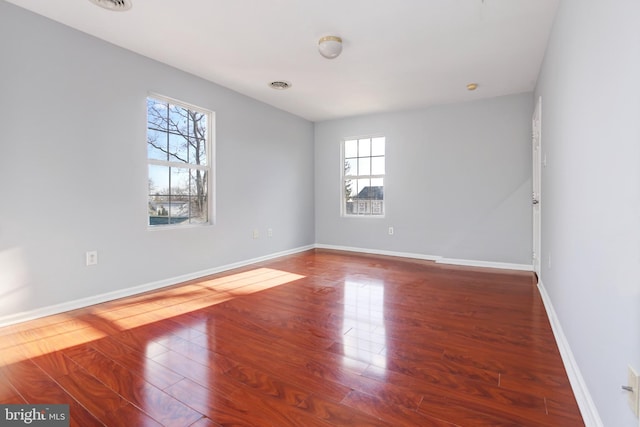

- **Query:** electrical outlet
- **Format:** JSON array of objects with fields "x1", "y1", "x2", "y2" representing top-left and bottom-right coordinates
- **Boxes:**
[
  {"x1": 388, "y1": 226, "x2": 394, "y2": 235},
  {"x1": 86, "y1": 251, "x2": 98, "y2": 266},
  {"x1": 267, "y1": 228, "x2": 273, "y2": 238},
  {"x1": 628, "y1": 365, "x2": 639, "y2": 417},
  {"x1": 253, "y1": 229, "x2": 259, "y2": 239}
]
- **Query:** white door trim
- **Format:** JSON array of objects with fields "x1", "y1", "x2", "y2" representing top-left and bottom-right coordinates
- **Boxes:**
[{"x1": 532, "y1": 96, "x2": 542, "y2": 278}]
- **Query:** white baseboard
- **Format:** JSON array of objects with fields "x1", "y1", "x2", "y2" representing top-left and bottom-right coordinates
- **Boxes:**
[
  {"x1": 0, "y1": 244, "x2": 314, "y2": 328},
  {"x1": 314, "y1": 244, "x2": 441, "y2": 262},
  {"x1": 314, "y1": 244, "x2": 532, "y2": 272},
  {"x1": 436, "y1": 257, "x2": 533, "y2": 271},
  {"x1": 537, "y1": 280, "x2": 604, "y2": 427}
]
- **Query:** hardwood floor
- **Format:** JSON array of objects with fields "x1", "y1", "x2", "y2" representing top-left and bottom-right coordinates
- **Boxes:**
[{"x1": 0, "y1": 249, "x2": 584, "y2": 426}]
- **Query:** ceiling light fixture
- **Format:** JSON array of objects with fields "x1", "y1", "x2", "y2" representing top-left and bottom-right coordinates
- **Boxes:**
[
  {"x1": 318, "y1": 36, "x2": 343, "y2": 59},
  {"x1": 269, "y1": 81, "x2": 292, "y2": 90},
  {"x1": 467, "y1": 83, "x2": 478, "y2": 91},
  {"x1": 88, "y1": 0, "x2": 132, "y2": 11}
]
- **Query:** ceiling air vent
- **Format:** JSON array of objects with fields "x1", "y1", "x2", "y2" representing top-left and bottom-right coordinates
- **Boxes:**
[
  {"x1": 269, "y1": 81, "x2": 292, "y2": 90},
  {"x1": 88, "y1": 0, "x2": 133, "y2": 11}
]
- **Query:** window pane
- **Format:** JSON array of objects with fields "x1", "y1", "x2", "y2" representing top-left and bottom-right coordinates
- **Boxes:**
[
  {"x1": 371, "y1": 200, "x2": 383, "y2": 215},
  {"x1": 358, "y1": 139, "x2": 371, "y2": 157},
  {"x1": 189, "y1": 169, "x2": 208, "y2": 223},
  {"x1": 358, "y1": 158, "x2": 370, "y2": 176},
  {"x1": 191, "y1": 111, "x2": 207, "y2": 141},
  {"x1": 357, "y1": 199, "x2": 369, "y2": 214},
  {"x1": 168, "y1": 133, "x2": 189, "y2": 163},
  {"x1": 170, "y1": 167, "x2": 190, "y2": 196},
  {"x1": 371, "y1": 156, "x2": 385, "y2": 175},
  {"x1": 148, "y1": 165, "x2": 170, "y2": 226},
  {"x1": 169, "y1": 168, "x2": 190, "y2": 224},
  {"x1": 370, "y1": 178, "x2": 383, "y2": 215},
  {"x1": 168, "y1": 105, "x2": 188, "y2": 133},
  {"x1": 344, "y1": 179, "x2": 357, "y2": 199},
  {"x1": 345, "y1": 140, "x2": 358, "y2": 158},
  {"x1": 356, "y1": 178, "x2": 370, "y2": 197},
  {"x1": 149, "y1": 195, "x2": 171, "y2": 225},
  {"x1": 147, "y1": 99, "x2": 168, "y2": 130},
  {"x1": 371, "y1": 137, "x2": 385, "y2": 156},
  {"x1": 148, "y1": 165, "x2": 169, "y2": 195},
  {"x1": 371, "y1": 178, "x2": 384, "y2": 199},
  {"x1": 188, "y1": 136, "x2": 207, "y2": 166},
  {"x1": 345, "y1": 158, "x2": 357, "y2": 176},
  {"x1": 147, "y1": 129, "x2": 168, "y2": 161}
]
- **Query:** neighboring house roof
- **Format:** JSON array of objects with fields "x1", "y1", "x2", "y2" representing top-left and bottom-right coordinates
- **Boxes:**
[{"x1": 356, "y1": 186, "x2": 383, "y2": 200}]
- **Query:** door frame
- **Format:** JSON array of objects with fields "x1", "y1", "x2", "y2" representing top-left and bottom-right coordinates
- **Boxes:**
[{"x1": 532, "y1": 96, "x2": 542, "y2": 278}]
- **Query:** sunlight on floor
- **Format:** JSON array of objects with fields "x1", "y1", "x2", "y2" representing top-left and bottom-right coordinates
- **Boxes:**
[{"x1": 0, "y1": 268, "x2": 305, "y2": 367}]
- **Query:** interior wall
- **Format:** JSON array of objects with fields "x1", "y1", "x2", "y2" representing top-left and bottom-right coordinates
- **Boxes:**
[
  {"x1": 314, "y1": 93, "x2": 533, "y2": 265},
  {"x1": 0, "y1": 1, "x2": 315, "y2": 321},
  {"x1": 535, "y1": 0, "x2": 640, "y2": 425}
]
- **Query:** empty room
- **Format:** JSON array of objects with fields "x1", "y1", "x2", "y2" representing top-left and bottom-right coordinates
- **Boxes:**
[{"x1": 0, "y1": 0, "x2": 638, "y2": 426}]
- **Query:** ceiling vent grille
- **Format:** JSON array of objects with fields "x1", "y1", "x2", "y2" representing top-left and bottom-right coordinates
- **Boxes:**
[
  {"x1": 88, "y1": 0, "x2": 132, "y2": 11},
  {"x1": 269, "y1": 81, "x2": 292, "y2": 90}
]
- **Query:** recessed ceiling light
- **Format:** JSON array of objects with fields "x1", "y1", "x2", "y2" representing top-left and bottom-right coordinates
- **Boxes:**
[
  {"x1": 88, "y1": 0, "x2": 132, "y2": 11},
  {"x1": 467, "y1": 83, "x2": 478, "y2": 91},
  {"x1": 269, "y1": 81, "x2": 292, "y2": 90}
]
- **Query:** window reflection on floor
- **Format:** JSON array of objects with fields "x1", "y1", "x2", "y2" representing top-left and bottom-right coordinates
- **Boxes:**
[{"x1": 342, "y1": 279, "x2": 386, "y2": 369}]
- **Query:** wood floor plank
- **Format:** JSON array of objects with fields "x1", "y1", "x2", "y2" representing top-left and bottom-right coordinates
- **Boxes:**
[
  {"x1": 54, "y1": 362, "x2": 129, "y2": 422},
  {"x1": 1, "y1": 359, "x2": 104, "y2": 427},
  {"x1": 0, "y1": 249, "x2": 584, "y2": 426},
  {"x1": 63, "y1": 345, "x2": 202, "y2": 426},
  {"x1": 101, "y1": 403, "x2": 164, "y2": 427},
  {"x1": 187, "y1": 417, "x2": 223, "y2": 427},
  {"x1": 341, "y1": 389, "x2": 458, "y2": 427},
  {"x1": 89, "y1": 336, "x2": 184, "y2": 390}
]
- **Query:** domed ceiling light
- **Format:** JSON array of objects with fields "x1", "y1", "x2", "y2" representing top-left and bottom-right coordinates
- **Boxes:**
[{"x1": 318, "y1": 36, "x2": 343, "y2": 59}]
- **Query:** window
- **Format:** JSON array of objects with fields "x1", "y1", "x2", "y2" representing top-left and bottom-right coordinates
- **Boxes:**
[
  {"x1": 147, "y1": 95, "x2": 213, "y2": 227},
  {"x1": 343, "y1": 137, "x2": 385, "y2": 216}
]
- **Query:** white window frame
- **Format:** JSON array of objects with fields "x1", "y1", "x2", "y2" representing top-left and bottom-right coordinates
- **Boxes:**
[
  {"x1": 146, "y1": 93, "x2": 215, "y2": 229},
  {"x1": 341, "y1": 136, "x2": 386, "y2": 218}
]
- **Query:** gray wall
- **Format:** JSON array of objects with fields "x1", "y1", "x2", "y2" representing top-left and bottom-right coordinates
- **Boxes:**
[
  {"x1": 0, "y1": 1, "x2": 315, "y2": 320},
  {"x1": 535, "y1": 0, "x2": 640, "y2": 425},
  {"x1": 314, "y1": 93, "x2": 533, "y2": 265}
]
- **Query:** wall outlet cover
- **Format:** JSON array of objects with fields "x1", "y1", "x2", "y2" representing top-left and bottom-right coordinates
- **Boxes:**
[{"x1": 86, "y1": 251, "x2": 98, "y2": 266}]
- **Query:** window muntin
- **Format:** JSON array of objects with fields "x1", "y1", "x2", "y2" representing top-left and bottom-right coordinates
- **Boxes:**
[
  {"x1": 147, "y1": 96, "x2": 212, "y2": 227},
  {"x1": 343, "y1": 137, "x2": 385, "y2": 216}
]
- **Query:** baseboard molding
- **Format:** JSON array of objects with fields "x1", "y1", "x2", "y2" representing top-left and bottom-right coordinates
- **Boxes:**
[
  {"x1": 314, "y1": 244, "x2": 532, "y2": 272},
  {"x1": 436, "y1": 257, "x2": 533, "y2": 272},
  {"x1": 537, "y1": 280, "x2": 604, "y2": 427},
  {"x1": 314, "y1": 244, "x2": 441, "y2": 262},
  {"x1": 0, "y1": 244, "x2": 315, "y2": 328}
]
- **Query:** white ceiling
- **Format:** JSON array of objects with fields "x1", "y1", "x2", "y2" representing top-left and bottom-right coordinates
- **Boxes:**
[{"x1": 6, "y1": 0, "x2": 559, "y2": 122}]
